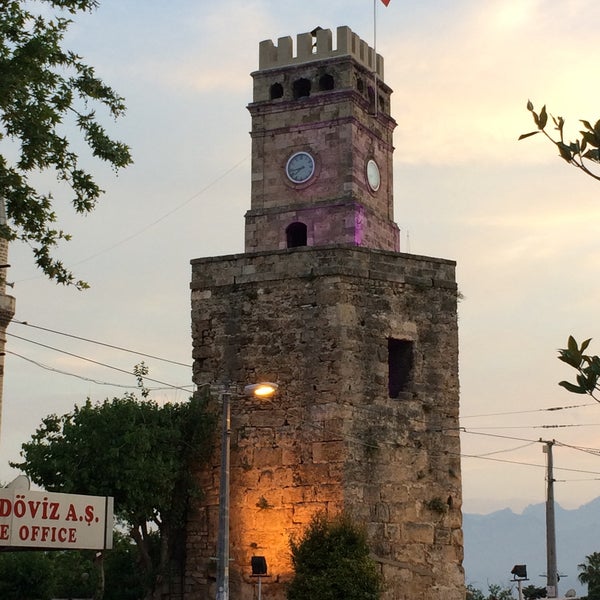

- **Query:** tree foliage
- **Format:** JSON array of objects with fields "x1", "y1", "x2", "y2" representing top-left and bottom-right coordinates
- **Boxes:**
[
  {"x1": 11, "y1": 389, "x2": 216, "y2": 600},
  {"x1": 522, "y1": 584, "x2": 547, "y2": 599},
  {"x1": 520, "y1": 102, "x2": 600, "y2": 182},
  {"x1": 557, "y1": 336, "x2": 600, "y2": 401},
  {"x1": 466, "y1": 583, "x2": 514, "y2": 600},
  {"x1": 287, "y1": 512, "x2": 382, "y2": 600},
  {"x1": 0, "y1": 0, "x2": 132, "y2": 288},
  {"x1": 0, "y1": 550, "x2": 54, "y2": 600},
  {"x1": 578, "y1": 552, "x2": 600, "y2": 600},
  {"x1": 0, "y1": 531, "x2": 146, "y2": 600}
]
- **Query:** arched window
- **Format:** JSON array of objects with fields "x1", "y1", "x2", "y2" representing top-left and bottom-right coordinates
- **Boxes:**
[
  {"x1": 318, "y1": 74, "x2": 334, "y2": 91},
  {"x1": 270, "y1": 82, "x2": 283, "y2": 100},
  {"x1": 286, "y1": 222, "x2": 308, "y2": 248},
  {"x1": 293, "y1": 78, "x2": 311, "y2": 99}
]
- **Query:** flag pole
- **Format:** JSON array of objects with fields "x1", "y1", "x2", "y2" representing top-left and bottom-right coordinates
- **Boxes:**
[{"x1": 373, "y1": 0, "x2": 379, "y2": 116}]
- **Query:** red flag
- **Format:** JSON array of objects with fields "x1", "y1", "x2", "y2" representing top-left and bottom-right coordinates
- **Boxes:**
[{"x1": 380, "y1": 0, "x2": 390, "y2": 5}]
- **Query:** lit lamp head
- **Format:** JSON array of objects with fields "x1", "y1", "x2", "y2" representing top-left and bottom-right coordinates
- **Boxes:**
[{"x1": 244, "y1": 382, "x2": 278, "y2": 398}]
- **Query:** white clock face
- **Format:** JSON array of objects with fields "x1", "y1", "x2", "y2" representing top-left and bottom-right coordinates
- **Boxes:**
[
  {"x1": 286, "y1": 152, "x2": 315, "y2": 184},
  {"x1": 366, "y1": 159, "x2": 381, "y2": 191}
]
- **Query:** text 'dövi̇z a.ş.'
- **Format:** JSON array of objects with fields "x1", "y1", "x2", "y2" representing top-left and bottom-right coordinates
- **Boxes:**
[{"x1": 0, "y1": 488, "x2": 113, "y2": 550}]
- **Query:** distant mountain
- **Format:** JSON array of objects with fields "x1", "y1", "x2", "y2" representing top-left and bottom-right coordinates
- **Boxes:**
[{"x1": 463, "y1": 497, "x2": 600, "y2": 597}]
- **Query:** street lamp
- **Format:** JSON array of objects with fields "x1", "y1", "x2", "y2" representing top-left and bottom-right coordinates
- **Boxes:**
[
  {"x1": 215, "y1": 382, "x2": 278, "y2": 600},
  {"x1": 511, "y1": 564, "x2": 528, "y2": 600}
]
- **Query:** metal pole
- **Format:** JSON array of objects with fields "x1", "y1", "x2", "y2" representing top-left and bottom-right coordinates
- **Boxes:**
[
  {"x1": 543, "y1": 440, "x2": 558, "y2": 598},
  {"x1": 258, "y1": 575, "x2": 262, "y2": 600},
  {"x1": 216, "y1": 390, "x2": 231, "y2": 600},
  {"x1": 373, "y1": 0, "x2": 379, "y2": 117}
]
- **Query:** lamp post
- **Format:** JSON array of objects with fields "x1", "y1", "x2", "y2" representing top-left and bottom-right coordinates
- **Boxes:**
[
  {"x1": 215, "y1": 382, "x2": 278, "y2": 600},
  {"x1": 511, "y1": 565, "x2": 528, "y2": 600}
]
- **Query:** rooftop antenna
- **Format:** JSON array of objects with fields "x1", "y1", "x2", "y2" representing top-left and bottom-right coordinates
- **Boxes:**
[{"x1": 372, "y1": 0, "x2": 391, "y2": 116}]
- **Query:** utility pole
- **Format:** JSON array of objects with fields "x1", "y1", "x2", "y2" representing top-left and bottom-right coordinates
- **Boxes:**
[
  {"x1": 216, "y1": 389, "x2": 231, "y2": 600},
  {"x1": 542, "y1": 439, "x2": 558, "y2": 598}
]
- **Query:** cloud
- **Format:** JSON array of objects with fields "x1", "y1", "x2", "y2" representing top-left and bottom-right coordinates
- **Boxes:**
[{"x1": 387, "y1": 0, "x2": 600, "y2": 165}]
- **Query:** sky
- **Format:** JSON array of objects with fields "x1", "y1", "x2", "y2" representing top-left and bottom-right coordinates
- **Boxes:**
[{"x1": 1, "y1": 0, "x2": 600, "y2": 518}]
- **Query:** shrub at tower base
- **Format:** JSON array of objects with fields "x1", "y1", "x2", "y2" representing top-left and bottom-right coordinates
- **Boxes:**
[{"x1": 287, "y1": 512, "x2": 383, "y2": 600}]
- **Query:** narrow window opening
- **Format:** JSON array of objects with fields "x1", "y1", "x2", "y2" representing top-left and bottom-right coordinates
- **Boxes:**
[
  {"x1": 270, "y1": 82, "x2": 283, "y2": 100},
  {"x1": 388, "y1": 338, "x2": 413, "y2": 398},
  {"x1": 286, "y1": 222, "x2": 308, "y2": 248},
  {"x1": 367, "y1": 86, "x2": 376, "y2": 113},
  {"x1": 293, "y1": 78, "x2": 311, "y2": 99},
  {"x1": 318, "y1": 74, "x2": 334, "y2": 91},
  {"x1": 356, "y1": 77, "x2": 364, "y2": 93}
]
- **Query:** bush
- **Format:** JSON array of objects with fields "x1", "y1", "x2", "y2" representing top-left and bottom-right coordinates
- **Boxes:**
[{"x1": 287, "y1": 512, "x2": 382, "y2": 600}]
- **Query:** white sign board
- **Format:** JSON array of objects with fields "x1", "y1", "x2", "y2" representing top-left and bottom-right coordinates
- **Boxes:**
[{"x1": 0, "y1": 489, "x2": 113, "y2": 550}]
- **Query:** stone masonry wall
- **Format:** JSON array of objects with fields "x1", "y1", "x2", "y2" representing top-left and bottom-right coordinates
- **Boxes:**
[
  {"x1": 258, "y1": 26, "x2": 384, "y2": 79},
  {"x1": 186, "y1": 245, "x2": 463, "y2": 600}
]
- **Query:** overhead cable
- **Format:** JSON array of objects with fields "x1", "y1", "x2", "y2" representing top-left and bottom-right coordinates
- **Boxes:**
[
  {"x1": 7, "y1": 332, "x2": 193, "y2": 393},
  {"x1": 12, "y1": 319, "x2": 191, "y2": 367},
  {"x1": 7, "y1": 351, "x2": 186, "y2": 392}
]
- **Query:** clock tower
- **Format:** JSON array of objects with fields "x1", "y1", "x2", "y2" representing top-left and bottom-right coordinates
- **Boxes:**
[
  {"x1": 245, "y1": 26, "x2": 399, "y2": 253},
  {"x1": 187, "y1": 26, "x2": 464, "y2": 600}
]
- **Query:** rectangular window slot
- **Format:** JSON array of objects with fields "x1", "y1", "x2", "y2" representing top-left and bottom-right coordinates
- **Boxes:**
[{"x1": 388, "y1": 338, "x2": 413, "y2": 398}]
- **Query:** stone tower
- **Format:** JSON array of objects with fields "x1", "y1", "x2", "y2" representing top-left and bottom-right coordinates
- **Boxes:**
[{"x1": 187, "y1": 26, "x2": 464, "y2": 600}]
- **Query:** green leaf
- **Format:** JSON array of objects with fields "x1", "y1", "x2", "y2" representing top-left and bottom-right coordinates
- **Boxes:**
[
  {"x1": 557, "y1": 142, "x2": 573, "y2": 162},
  {"x1": 581, "y1": 120, "x2": 593, "y2": 131},
  {"x1": 568, "y1": 335, "x2": 579, "y2": 352},
  {"x1": 526, "y1": 100, "x2": 534, "y2": 111},
  {"x1": 539, "y1": 105, "x2": 548, "y2": 129},
  {"x1": 583, "y1": 149, "x2": 600, "y2": 163},
  {"x1": 558, "y1": 351, "x2": 581, "y2": 368},
  {"x1": 552, "y1": 115, "x2": 564, "y2": 132},
  {"x1": 581, "y1": 131, "x2": 600, "y2": 148},
  {"x1": 558, "y1": 381, "x2": 587, "y2": 394},
  {"x1": 518, "y1": 131, "x2": 540, "y2": 140}
]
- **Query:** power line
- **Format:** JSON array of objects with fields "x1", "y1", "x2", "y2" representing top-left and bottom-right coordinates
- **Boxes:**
[
  {"x1": 7, "y1": 351, "x2": 186, "y2": 392},
  {"x1": 11, "y1": 319, "x2": 191, "y2": 367},
  {"x1": 477, "y1": 441, "x2": 538, "y2": 457},
  {"x1": 463, "y1": 423, "x2": 600, "y2": 430},
  {"x1": 14, "y1": 154, "x2": 250, "y2": 281},
  {"x1": 9, "y1": 351, "x2": 136, "y2": 389},
  {"x1": 7, "y1": 332, "x2": 193, "y2": 393},
  {"x1": 460, "y1": 452, "x2": 600, "y2": 475},
  {"x1": 461, "y1": 402, "x2": 596, "y2": 419},
  {"x1": 462, "y1": 430, "x2": 544, "y2": 444},
  {"x1": 554, "y1": 440, "x2": 600, "y2": 457}
]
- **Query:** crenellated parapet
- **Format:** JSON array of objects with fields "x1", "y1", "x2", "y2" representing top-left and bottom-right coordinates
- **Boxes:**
[{"x1": 259, "y1": 26, "x2": 384, "y2": 78}]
